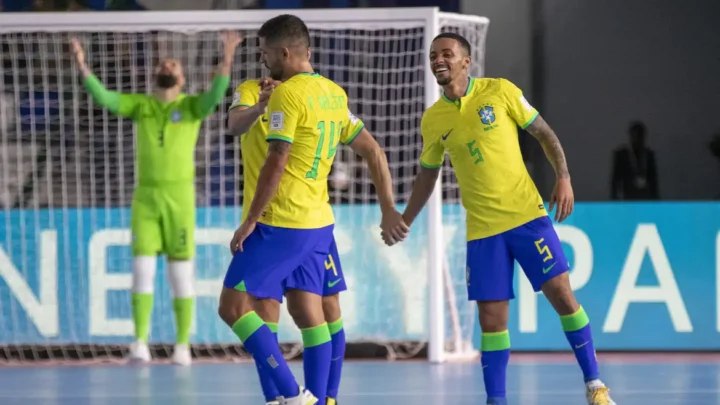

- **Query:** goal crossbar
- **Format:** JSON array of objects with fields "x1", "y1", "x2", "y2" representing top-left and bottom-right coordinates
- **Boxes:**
[{"x1": 0, "y1": 8, "x2": 488, "y2": 33}]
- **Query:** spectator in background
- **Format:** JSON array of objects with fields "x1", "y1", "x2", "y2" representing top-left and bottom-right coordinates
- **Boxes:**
[{"x1": 610, "y1": 121, "x2": 659, "y2": 200}]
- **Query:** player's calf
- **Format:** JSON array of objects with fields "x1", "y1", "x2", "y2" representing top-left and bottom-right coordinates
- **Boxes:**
[
  {"x1": 322, "y1": 294, "x2": 345, "y2": 405},
  {"x1": 477, "y1": 300, "x2": 511, "y2": 405},
  {"x1": 287, "y1": 289, "x2": 332, "y2": 401},
  {"x1": 541, "y1": 274, "x2": 616, "y2": 404},
  {"x1": 167, "y1": 259, "x2": 194, "y2": 366},
  {"x1": 129, "y1": 256, "x2": 156, "y2": 363},
  {"x1": 255, "y1": 297, "x2": 282, "y2": 404}
]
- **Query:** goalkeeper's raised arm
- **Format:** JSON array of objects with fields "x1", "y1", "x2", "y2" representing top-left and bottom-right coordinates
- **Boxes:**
[{"x1": 70, "y1": 32, "x2": 241, "y2": 119}]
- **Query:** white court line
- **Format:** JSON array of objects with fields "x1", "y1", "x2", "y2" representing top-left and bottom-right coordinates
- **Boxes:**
[{"x1": 0, "y1": 389, "x2": 718, "y2": 399}]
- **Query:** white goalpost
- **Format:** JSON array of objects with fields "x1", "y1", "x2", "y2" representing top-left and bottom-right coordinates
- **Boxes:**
[{"x1": 0, "y1": 7, "x2": 488, "y2": 364}]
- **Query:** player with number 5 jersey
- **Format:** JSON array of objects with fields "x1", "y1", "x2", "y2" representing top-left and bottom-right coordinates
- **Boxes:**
[
  {"x1": 391, "y1": 33, "x2": 617, "y2": 405},
  {"x1": 71, "y1": 32, "x2": 241, "y2": 366}
]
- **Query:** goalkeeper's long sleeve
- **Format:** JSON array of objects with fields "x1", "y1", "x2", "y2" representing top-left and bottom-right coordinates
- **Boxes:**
[
  {"x1": 83, "y1": 75, "x2": 121, "y2": 113},
  {"x1": 192, "y1": 74, "x2": 230, "y2": 118}
]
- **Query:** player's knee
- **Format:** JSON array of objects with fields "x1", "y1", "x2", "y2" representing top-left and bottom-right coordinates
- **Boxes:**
[
  {"x1": 167, "y1": 260, "x2": 194, "y2": 298},
  {"x1": 254, "y1": 298, "x2": 281, "y2": 323},
  {"x1": 322, "y1": 294, "x2": 342, "y2": 323},
  {"x1": 541, "y1": 273, "x2": 579, "y2": 316},
  {"x1": 477, "y1": 300, "x2": 510, "y2": 332},
  {"x1": 217, "y1": 288, "x2": 254, "y2": 326},
  {"x1": 132, "y1": 256, "x2": 157, "y2": 293},
  {"x1": 286, "y1": 289, "x2": 325, "y2": 329}
]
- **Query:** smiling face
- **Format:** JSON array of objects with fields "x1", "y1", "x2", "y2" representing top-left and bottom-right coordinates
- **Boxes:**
[
  {"x1": 154, "y1": 58, "x2": 185, "y2": 89},
  {"x1": 429, "y1": 37, "x2": 470, "y2": 86}
]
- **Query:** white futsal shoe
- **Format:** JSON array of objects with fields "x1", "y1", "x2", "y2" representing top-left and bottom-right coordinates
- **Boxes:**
[
  {"x1": 278, "y1": 387, "x2": 318, "y2": 405},
  {"x1": 171, "y1": 343, "x2": 192, "y2": 366},
  {"x1": 128, "y1": 340, "x2": 151, "y2": 363},
  {"x1": 586, "y1": 380, "x2": 617, "y2": 405}
]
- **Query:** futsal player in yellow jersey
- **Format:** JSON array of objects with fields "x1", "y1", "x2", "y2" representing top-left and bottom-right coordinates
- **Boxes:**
[
  {"x1": 218, "y1": 15, "x2": 408, "y2": 405},
  {"x1": 391, "y1": 33, "x2": 617, "y2": 405},
  {"x1": 227, "y1": 77, "x2": 365, "y2": 405}
]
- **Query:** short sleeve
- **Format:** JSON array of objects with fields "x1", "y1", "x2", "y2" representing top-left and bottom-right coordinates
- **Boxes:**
[
  {"x1": 340, "y1": 109, "x2": 365, "y2": 145},
  {"x1": 266, "y1": 84, "x2": 300, "y2": 144},
  {"x1": 419, "y1": 115, "x2": 445, "y2": 169},
  {"x1": 500, "y1": 78, "x2": 539, "y2": 129},
  {"x1": 229, "y1": 80, "x2": 260, "y2": 112},
  {"x1": 116, "y1": 94, "x2": 146, "y2": 119}
]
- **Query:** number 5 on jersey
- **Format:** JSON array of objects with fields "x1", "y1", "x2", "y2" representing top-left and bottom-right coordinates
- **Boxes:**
[{"x1": 306, "y1": 120, "x2": 342, "y2": 180}]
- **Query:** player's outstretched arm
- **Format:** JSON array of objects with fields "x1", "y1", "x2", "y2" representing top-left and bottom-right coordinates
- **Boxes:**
[
  {"x1": 402, "y1": 166, "x2": 440, "y2": 228},
  {"x1": 70, "y1": 37, "x2": 123, "y2": 115},
  {"x1": 227, "y1": 78, "x2": 279, "y2": 136},
  {"x1": 348, "y1": 128, "x2": 408, "y2": 245},
  {"x1": 526, "y1": 114, "x2": 575, "y2": 222},
  {"x1": 190, "y1": 31, "x2": 242, "y2": 119}
]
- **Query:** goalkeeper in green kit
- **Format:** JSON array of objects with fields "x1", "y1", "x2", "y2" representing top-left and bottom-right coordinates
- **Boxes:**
[{"x1": 71, "y1": 32, "x2": 241, "y2": 366}]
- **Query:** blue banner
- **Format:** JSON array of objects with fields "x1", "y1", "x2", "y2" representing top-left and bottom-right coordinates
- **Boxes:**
[{"x1": 0, "y1": 203, "x2": 718, "y2": 350}]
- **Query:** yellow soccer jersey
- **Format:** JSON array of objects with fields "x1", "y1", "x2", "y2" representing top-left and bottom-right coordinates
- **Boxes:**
[
  {"x1": 229, "y1": 80, "x2": 269, "y2": 222},
  {"x1": 420, "y1": 77, "x2": 546, "y2": 240},
  {"x1": 263, "y1": 72, "x2": 364, "y2": 229}
]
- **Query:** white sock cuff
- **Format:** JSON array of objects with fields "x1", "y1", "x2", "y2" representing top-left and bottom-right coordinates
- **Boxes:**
[
  {"x1": 132, "y1": 256, "x2": 156, "y2": 294},
  {"x1": 167, "y1": 260, "x2": 195, "y2": 299}
]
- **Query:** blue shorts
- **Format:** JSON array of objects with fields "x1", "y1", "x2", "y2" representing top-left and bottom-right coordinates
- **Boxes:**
[
  {"x1": 224, "y1": 223, "x2": 335, "y2": 300},
  {"x1": 466, "y1": 216, "x2": 569, "y2": 301},
  {"x1": 285, "y1": 237, "x2": 347, "y2": 297}
]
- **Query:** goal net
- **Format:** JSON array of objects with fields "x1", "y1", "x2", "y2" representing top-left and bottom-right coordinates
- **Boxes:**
[{"x1": 0, "y1": 8, "x2": 488, "y2": 364}]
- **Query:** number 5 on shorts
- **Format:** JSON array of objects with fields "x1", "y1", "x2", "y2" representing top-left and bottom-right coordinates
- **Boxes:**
[{"x1": 534, "y1": 238, "x2": 553, "y2": 263}]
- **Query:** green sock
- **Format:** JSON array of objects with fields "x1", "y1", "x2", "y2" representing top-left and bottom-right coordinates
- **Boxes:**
[
  {"x1": 131, "y1": 292, "x2": 153, "y2": 342},
  {"x1": 173, "y1": 297, "x2": 194, "y2": 344}
]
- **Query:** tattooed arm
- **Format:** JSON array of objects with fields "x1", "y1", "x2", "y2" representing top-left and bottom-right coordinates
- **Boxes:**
[
  {"x1": 526, "y1": 114, "x2": 574, "y2": 222},
  {"x1": 525, "y1": 115, "x2": 571, "y2": 180}
]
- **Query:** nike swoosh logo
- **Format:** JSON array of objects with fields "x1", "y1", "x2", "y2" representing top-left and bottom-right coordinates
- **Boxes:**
[
  {"x1": 261, "y1": 117, "x2": 268, "y2": 122},
  {"x1": 575, "y1": 342, "x2": 589, "y2": 349},
  {"x1": 328, "y1": 279, "x2": 342, "y2": 288},
  {"x1": 542, "y1": 262, "x2": 556, "y2": 274},
  {"x1": 442, "y1": 129, "x2": 453, "y2": 140}
]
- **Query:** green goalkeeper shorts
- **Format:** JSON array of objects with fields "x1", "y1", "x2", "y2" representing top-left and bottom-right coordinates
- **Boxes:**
[{"x1": 131, "y1": 184, "x2": 195, "y2": 260}]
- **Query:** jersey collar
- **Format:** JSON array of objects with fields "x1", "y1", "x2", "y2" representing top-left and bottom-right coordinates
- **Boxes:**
[{"x1": 441, "y1": 77, "x2": 475, "y2": 105}]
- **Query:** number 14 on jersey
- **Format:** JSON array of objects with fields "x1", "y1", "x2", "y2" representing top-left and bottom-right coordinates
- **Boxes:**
[{"x1": 306, "y1": 120, "x2": 341, "y2": 180}]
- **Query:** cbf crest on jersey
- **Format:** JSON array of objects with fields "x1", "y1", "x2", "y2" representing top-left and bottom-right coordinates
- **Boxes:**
[
  {"x1": 171, "y1": 110, "x2": 182, "y2": 123},
  {"x1": 477, "y1": 105, "x2": 498, "y2": 131}
]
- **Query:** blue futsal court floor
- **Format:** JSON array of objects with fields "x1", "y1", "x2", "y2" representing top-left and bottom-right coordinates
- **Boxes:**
[{"x1": 1, "y1": 354, "x2": 719, "y2": 405}]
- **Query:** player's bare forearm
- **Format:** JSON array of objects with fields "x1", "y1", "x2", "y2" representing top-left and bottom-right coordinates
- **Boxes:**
[
  {"x1": 403, "y1": 166, "x2": 440, "y2": 226},
  {"x1": 349, "y1": 129, "x2": 396, "y2": 213},
  {"x1": 526, "y1": 115, "x2": 570, "y2": 179},
  {"x1": 245, "y1": 140, "x2": 290, "y2": 223},
  {"x1": 228, "y1": 105, "x2": 264, "y2": 136}
]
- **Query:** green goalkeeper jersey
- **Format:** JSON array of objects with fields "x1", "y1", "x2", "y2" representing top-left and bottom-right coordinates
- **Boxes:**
[{"x1": 83, "y1": 74, "x2": 230, "y2": 187}]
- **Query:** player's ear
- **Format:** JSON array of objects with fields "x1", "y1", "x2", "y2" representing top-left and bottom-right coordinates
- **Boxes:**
[
  {"x1": 306, "y1": 47, "x2": 312, "y2": 60},
  {"x1": 282, "y1": 47, "x2": 291, "y2": 60}
]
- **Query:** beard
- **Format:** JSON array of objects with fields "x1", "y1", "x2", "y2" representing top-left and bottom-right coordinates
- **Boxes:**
[
  {"x1": 436, "y1": 76, "x2": 452, "y2": 86},
  {"x1": 156, "y1": 74, "x2": 177, "y2": 89}
]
